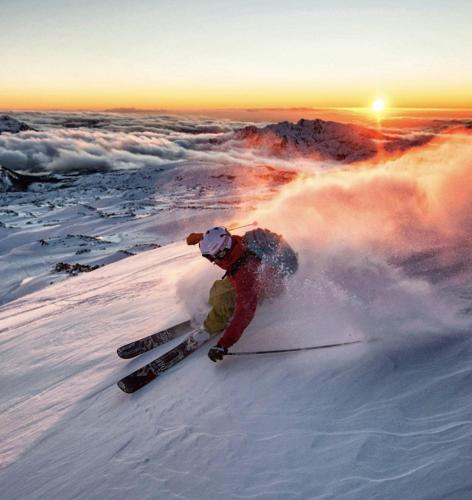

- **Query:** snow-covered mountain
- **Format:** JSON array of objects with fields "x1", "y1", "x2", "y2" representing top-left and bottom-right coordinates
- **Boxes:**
[
  {"x1": 0, "y1": 114, "x2": 32, "y2": 134},
  {"x1": 231, "y1": 118, "x2": 381, "y2": 162},
  {"x1": 222, "y1": 118, "x2": 438, "y2": 163}
]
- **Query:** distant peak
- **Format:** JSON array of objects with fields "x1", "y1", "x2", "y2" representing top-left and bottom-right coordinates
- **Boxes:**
[{"x1": 0, "y1": 114, "x2": 33, "y2": 134}]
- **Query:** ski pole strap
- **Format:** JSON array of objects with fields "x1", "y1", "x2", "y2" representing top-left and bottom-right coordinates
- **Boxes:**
[{"x1": 227, "y1": 340, "x2": 362, "y2": 356}]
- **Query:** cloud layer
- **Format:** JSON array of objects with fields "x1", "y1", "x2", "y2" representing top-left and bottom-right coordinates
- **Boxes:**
[
  {"x1": 0, "y1": 113, "x2": 244, "y2": 173},
  {"x1": 1, "y1": 111, "x2": 468, "y2": 176}
]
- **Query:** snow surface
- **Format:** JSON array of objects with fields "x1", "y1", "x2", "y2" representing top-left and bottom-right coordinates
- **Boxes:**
[
  {"x1": 1, "y1": 239, "x2": 472, "y2": 499},
  {"x1": 1, "y1": 113, "x2": 472, "y2": 499},
  {"x1": 0, "y1": 159, "x2": 291, "y2": 305}
]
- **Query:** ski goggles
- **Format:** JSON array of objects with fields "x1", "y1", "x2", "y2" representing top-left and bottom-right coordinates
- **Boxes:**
[{"x1": 202, "y1": 247, "x2": 230, "y2": 262}]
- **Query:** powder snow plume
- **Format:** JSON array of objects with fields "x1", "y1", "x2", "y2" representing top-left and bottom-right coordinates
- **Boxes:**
[{"x1": 215, "y1": 128, "x2": 472, "y2": 350}]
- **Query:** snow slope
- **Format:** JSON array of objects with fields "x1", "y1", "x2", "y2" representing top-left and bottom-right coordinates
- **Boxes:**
[
  {"x1": 1, "y1": 114, "x2": 472, "y2": 499},
  {"x1": 1, "y1": 236, "x2": 472, "y2": 499},
  {"x1": 0, "y1": 159, "x2": 292, "y2": 306}
]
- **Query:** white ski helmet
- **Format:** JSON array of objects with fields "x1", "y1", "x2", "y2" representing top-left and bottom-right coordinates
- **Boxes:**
[{"x1": 199, "y1": 227, "x2": 232, "y2": 260}]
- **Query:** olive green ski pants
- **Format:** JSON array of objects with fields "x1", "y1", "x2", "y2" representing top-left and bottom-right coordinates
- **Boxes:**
[{"x1": 203, "y1": 278, "x2": 236, "y2": 335}]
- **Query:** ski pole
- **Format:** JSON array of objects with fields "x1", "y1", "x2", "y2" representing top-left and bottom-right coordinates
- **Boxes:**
[
  {"x1": 227, "y1": 340, "x2": 362, "y2": 356},
  {"x1": 228, "y1": 220, "x2": 258, "y2": 231}
]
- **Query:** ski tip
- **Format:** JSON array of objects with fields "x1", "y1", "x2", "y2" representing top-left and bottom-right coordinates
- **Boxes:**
[
  {"x1": 117, "y1": 380, "x2": 135, "y2": 393},
  {"x1": 117, "y1": 374, "x2": 151, "y2": 393},
  {"x1": 117, "y1": 348, "x2": 131, "y2": 359},
  {"x1": 117, "y1": 346, "x2": 141, "y2": 359}
]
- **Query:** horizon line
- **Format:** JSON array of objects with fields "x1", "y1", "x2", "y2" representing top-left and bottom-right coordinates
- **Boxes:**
[{"x1": 3, "y1": 106, "x2": 472, "y2": 114}]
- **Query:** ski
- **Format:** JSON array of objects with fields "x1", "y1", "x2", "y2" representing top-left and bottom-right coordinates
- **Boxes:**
[
  {"x1": 117, "y1": 320, "x2": 192, "y2": 359},
  {"x1": 117, "y1": 329, "x2": 211, "y2": 393}
]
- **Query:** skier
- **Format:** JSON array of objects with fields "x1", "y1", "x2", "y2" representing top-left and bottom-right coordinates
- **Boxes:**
[{"x1": 186, "y1": 226, "x2": 298, "y2": 362}]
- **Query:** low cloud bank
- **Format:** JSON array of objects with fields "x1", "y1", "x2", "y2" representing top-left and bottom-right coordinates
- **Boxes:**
[
  {"x1": 0, "y1": 112, "x2": 255, "y2": 173},
  {"x1": 1, "y1": 112, "x2": 468, "y2": 175}
]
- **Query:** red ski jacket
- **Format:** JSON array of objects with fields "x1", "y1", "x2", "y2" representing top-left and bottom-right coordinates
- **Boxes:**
[{"x1": 214, "y1": 235, "x2": 271, "y2": 349}]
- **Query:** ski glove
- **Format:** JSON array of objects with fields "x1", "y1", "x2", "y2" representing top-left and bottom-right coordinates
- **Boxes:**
[
  {"x1": 186, "y1": 232, "x2": 204, "y2": 245},
  {"x1": 208, "y1": 344, "x2": 228, "y2": 362}
]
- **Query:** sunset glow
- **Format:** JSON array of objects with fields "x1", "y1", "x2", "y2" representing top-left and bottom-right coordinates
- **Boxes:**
[{"x1": 1, "y1": 1, "x2": 471, "y2": 111}]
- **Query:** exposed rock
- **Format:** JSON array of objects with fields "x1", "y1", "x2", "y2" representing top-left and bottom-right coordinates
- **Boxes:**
[
  {"x1": 211, "y1": 174, "x2": 236, "y2": 181},
  {"x1": 0, "y1": 165, "x2": 70, "y2": 192},
  {"x1": 384, "y1": 134, "x2": 434, "y2": 153},
  {"x1": 232, "y1": 118, "x2": 382, "y2": 163},
  {"x1": 126, "y1": 243, "x2": 162, "y2": 254},
  {"x1": 257, "y1": 166, "x2": 298, "y2": 184},
  {"x1": 54, "y1": 262, "x2": 101, "y2": 275},
  {"x1": 0, "y1": 167, "x2": 14, "y2": 192},
  {"x1": 0, "y1": 115, "x2": 33, "y2": 134}
]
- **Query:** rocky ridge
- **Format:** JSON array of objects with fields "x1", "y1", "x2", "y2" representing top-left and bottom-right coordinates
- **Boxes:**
[
  {"x1": 233, "y1": 118, "x2": 382, "y2": 162},
  {"x1": 0, "y1": 114, "x2": 33, "y2": 134}
]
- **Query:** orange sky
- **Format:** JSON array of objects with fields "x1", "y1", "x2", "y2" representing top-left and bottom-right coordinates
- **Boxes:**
[
  {"x1": 2, "y1": 1, "x2": 471, "y2": 112},
  {"x1": 2, "y1": 81, "x2": 472, "y2": 112}
]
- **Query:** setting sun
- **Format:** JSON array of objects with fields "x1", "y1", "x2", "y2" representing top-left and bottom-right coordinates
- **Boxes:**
[{"x1": 372, "y1": 99, "x2": 386, "y2": 113}]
